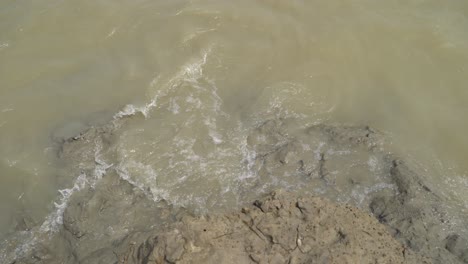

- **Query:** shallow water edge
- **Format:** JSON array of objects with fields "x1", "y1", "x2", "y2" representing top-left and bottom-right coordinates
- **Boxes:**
[{"x1": 3, "y1": 117, "x2": 468, "y2": 264}]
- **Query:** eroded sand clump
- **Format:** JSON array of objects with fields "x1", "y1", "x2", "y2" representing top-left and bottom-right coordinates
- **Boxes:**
[{"x1": 119, "y1": 191, "x2": 429, "y2": 264}]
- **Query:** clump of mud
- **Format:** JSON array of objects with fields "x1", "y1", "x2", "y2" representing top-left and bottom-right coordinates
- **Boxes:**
[
  {"x1": 7, "y1": 118, "x2": 468, "y2": 264},
  {"x1": 119, "y1": 191, "x2": 429, "y2": 264}
]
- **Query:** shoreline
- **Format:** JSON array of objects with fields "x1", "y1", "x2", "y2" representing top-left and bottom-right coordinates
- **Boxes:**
[{"x1": 5, "y1": 119, "x2": 468, "y2": 264}]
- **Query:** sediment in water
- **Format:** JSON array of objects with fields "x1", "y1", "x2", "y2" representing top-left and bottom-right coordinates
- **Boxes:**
[{"x1": 7, "y1": 118, "x2": 468, "y2": 264}]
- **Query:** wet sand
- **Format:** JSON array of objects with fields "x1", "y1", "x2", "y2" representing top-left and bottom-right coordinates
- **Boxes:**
[{"x1": 5, "y1": 119, "x2": 468, "y2": 264}]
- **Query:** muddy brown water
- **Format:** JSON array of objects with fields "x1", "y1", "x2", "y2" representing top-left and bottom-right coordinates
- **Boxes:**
[{"x1": 1, "y1": 0, "x2": 468, "y2": 258}]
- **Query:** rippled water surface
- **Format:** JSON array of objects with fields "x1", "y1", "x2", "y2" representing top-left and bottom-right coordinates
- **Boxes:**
[{"x1": 1, "y1": 0, "x2": 468, "y2": 246}]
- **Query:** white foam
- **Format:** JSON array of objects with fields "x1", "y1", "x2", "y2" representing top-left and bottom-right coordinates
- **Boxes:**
[
  {"x1": 6, "y1": 158, "x2": 18, "y2": 167},
  {"x1": 115, "y1": 158, "x2": 170, "y2": 202},
  {"x1": 116, "y1": 163, "x2": 170, "y2": 203},
  {"x1": 168, "y1": 98, "x2": 180, "y2": 114},
  {"x1": 208, "y1": 80, "x2": 224, "y2": 114},
  {"x1": 301, "y1": 144, "x2": 312, "y2": 151},
  {"x1": 367, "y1": 156, "x2": 379, "y2": 172},
  {"x1": 182, "y1": 28, "x2": 217, "y2": 45},
  {"x1": 209, "y1": 130, "x2": 223, "y2": 144},
  {"x1": 115, "y1": 166, "x2": 147, "y2": 193},
  {"x1": 239, "y1": 136, "x2": 257, "y2": 180},
  {"x1": 186, "y1": 94, "x2": 203, "y2": 109},
  {"x1": 0, "y1": 42, "x2": 9, "y2": 50},
  {"x1": 1, "y1": 146, "x2": 111, "y2": 261},
  {"x1": 113, "y1": 104, "x2": 151, "y2": 119},
  {"x1": 1, "y1": 107, "x2": 13, "y2": 112},
  {"x1": 112, "y1": 48, "x2": 213, "y2": 121},
  {"x1": 105, "y1": 27, "x2": 118, "y2": 39},
  {"x1": 181, "y1": 48, "x2": 210, "y2": 82},
  {"x1": 204, "y1": 117, "x2": 223, "y2": 144},
  {"x1": 92, "y1": 143, "x2": 112, "y2": 187},
  {"x1": 1, "y1": 233, "x2": 39, "y2": 264},
  {"x1": 40, "y1": 173, "x2": 87, "y2": 233}
]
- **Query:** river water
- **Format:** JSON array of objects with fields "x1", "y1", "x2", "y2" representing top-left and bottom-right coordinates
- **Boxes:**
[{"x1": 1, "y1": 0, "x2": 468, "y2": 252}]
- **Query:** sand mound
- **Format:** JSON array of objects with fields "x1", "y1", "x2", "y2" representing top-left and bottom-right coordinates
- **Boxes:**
[{"x1": 119, "y1": 191, "x2": 429, "y2": 264}]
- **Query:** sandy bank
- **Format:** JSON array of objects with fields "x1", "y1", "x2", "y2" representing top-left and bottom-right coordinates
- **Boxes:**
[{"x1": 119, "y1": 191, "x2": 429, "y2": 264}]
